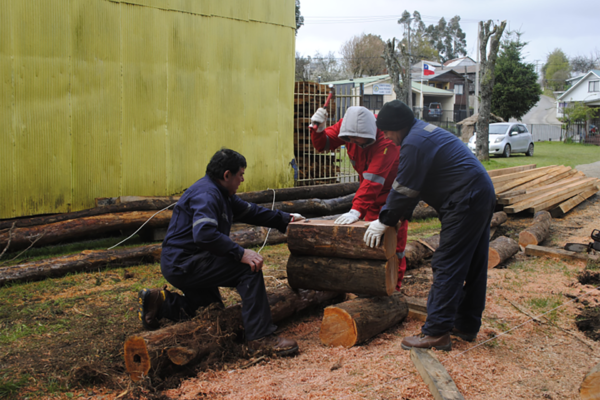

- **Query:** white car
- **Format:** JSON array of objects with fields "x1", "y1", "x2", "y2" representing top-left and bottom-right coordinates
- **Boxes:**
[{"x1": 467, "y1": 122, "x2": 534, "y2": 158}]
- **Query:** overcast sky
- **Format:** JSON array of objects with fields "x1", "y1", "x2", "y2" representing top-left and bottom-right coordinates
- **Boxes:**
[{"x1": 295, "y1": 0, "x2": 599, "y2": 71}]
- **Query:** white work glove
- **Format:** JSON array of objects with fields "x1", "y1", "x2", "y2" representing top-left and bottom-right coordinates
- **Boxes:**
[
  {"x1": 310, "y1": 107, "x2": 328, "y2": 133},
  {"x1": 363, "y1": 219, "x2": 389, "y2": 248},
  {"x1": 290, "y1": 213, "x2": 306, "y2": 222},
  {"x1": 335, "y1": 209, "x2": 361, "y2": 225}
]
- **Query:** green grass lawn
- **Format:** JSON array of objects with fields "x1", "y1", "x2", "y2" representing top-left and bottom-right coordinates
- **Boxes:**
[{"x1": 480, "y1": 142, "x2": 600, "y2": 171}]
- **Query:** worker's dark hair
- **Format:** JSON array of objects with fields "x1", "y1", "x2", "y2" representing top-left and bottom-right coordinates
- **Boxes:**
[{"x1": 206, "y1": 148, "x2": 247, "y2": 181}]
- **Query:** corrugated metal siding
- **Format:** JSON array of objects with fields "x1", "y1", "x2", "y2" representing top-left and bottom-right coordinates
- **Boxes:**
[{"x1": 0, "y1": 0, "x2": 296, "y2": 218}]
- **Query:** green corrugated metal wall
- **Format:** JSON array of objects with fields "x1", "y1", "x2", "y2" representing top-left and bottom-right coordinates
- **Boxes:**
[{"x1": 0, "y1": 0, "x2": 296, "y2": 219}]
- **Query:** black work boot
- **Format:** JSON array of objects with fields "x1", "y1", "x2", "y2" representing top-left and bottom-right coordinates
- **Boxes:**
[
  {"x1": 450, "y1": 327, "x2": 477, "y2": 342},
  {"x1": 138, "y1": 286, "x2": 167, "y2": 330},
  {"x1": 401, "y1": 332, "x2": 451, "y2": 351},
  {"x1": 247, "y1": 334, "x2": 299, "y2": 356}
]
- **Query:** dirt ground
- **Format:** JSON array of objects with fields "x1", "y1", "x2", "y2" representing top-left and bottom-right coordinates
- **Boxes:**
[{"x1": 2, "y1": 196, "x2": 600, "y2": 399}]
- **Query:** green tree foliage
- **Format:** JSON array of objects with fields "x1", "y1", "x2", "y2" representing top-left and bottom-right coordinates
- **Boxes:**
[
  {"x1": 340, "y1": 34, "x2": 387, "y2": 78},
  {"x1": 425, "y1": 16, "x2": 467, "y2": 62},
  {"x1": 559, "y1": 102, "x2": 599, "y2": 126},
  {"x1": 491, "y1": 31, "x2": 542, "y2": 121},
  {"x1": 295, "y1": 0, "x2": 304, "y2": 35},
  {"x1": 397, "y1": 11, "x2": 439, "y2": 62},
  {"x1": 542, "y1": 49, "x2": 571, "y2": 91}
]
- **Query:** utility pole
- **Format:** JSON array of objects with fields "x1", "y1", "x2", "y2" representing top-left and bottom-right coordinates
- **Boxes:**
[{"x1": 405, "y1": 18, "x2": 414, "y2": 110}]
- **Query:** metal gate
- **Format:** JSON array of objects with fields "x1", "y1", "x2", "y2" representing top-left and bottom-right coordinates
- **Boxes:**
[{"x1": 293, "y1": 83, "x2": 362, "y2": 187}]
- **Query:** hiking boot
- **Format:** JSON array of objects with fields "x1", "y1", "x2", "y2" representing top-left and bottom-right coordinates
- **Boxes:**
[
  {"x1": 247, "y1": 334, "x2": 299, "y2": 356},
  {"x1": 138, "y1": 286, "x2": 167, "y2": 330},
  {"x1": 450, "y1": 327, "x2": 477, "y2": 342},
  {"x1": 401, "y1": 332, "x2": 451, "y2": 351}
]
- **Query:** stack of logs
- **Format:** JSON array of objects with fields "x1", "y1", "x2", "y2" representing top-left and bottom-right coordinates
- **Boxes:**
[
  {"x1": 294, "y1": 81, "x2": 338, "y2": 185},
  {"x1": 491, "y1": 164, "x2": 600, "y2": 217}
]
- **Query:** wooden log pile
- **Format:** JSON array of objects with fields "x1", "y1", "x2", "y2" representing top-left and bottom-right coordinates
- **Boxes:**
[
  {"x1": 491, "y1": 165, "x2": 599, "y2": 216},
  {"x1": 294, "y1": 81, "x2": 338, "y2": 185}
]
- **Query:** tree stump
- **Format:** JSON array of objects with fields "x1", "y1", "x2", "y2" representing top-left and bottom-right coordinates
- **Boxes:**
[
  {"x1": 518, "y1": 210, "x2": 552, "y2": 247},
  {"x1": 286, "y1": 254, "x2": 399, "y2": 297},
  {"x1": 319, "y1": 292, "x2": 408, "y2": 347},
  {"x1": 488, "y1": 236, "x2": 519, "y2": 268}
]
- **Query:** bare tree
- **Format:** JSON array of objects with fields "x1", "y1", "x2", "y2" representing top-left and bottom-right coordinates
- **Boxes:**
[
  {"x1": 382, "y1": 39, "x2": 403, "y2": 100},
  {"x1": 476, "y1": 20, "x2": 507, "y2": 161},
  {"x1": 340, "y1": 34, "x2": 387, "y2": 78}
]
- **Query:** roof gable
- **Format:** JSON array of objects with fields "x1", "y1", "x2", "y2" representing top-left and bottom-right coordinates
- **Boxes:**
[{"x1": 558, "y1": 70, "x2": 600, "y2": 101}]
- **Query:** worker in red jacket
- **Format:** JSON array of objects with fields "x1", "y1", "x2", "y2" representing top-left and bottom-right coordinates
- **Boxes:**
[{"x1": 310, "y1": 106, "x2": 409, "y2": 288}]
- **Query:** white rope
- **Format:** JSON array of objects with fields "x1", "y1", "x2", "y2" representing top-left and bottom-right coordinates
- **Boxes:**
[
  {"x1": 106, "y1": 202, "x2": 177, "y2": 250},
  {"x1": 257, "y1": 188, "x2": 277, "y2": 254}
]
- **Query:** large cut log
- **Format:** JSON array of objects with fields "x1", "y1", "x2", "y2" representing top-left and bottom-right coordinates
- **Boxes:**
[
  {"x1": 488, "y1": 236, "x2": 519, "y2": 269},
  {"x1": 319, "y1": 292, "x2": 408, "y2": 347},
  {"x1": 412, "y1": 201, "x2": 438, "y2": 220},
  {"x1": 287, "y1": 254, "x2": 399, "y2": 296},
  {"x1": 580, "y1": 362, "x2": 600, "y2": 400},
  {"x1": 410, "y1": 348, "x2": 466, "y2": 400},
  {"x1": 287, "y1": 219, "x2": 398, "y2": 260},
  {"x1": 0, "y1": 211, "x2": 173, "y2": 252},
  {"x1": 405, "y1": 235, "x2": 440, "y2": 270},
  {"x1": 518, "y1": 211, "x2": 552, "y2": 247},
  {"x1": 0, "y1": 245, "x2": 162, "y2": 286},
  {"x1": 97, "y1": 182, "x2": 360, "y2": 207},
  {"x1": 258, "y1": 194, "x2": 353, "y2": 216},
  {"x1": 124, "y1": 285, "x2": 342, "y2": 382}
]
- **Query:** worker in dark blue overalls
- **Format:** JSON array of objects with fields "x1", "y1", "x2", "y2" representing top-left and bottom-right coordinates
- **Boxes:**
[
  {"x1": 138, "y1": 148, "x2": 305, "y2": 356},
  {"x1": 364, "y1": 100, "x2": 496, "y2": 351}
]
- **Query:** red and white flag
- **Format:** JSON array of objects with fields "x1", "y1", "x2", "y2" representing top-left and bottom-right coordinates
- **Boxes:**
[{"x1": 423, "y1": 63, "x2": 436, "y2": 76}]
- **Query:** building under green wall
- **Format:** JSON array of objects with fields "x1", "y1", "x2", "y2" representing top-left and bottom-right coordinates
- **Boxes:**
[{"x1": 0, "y1": 0, "x2": 296, "y2": 219}]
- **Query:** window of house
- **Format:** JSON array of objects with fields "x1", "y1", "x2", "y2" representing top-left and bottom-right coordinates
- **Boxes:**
[
  {"x1": 454, "y1": 84, "x2": 464, "y2": 95},
  {"x1": 589, "y1": 81, "x2": 599, "y2": 92},
  {"x1": 363, "y1": 94, "x2": 383, "y2": 111}
]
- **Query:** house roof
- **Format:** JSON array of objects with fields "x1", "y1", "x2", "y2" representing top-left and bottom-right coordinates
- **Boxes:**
[
  {"x1": 557, "y1": 70, "x2": 600, "y2": 101},
  {"x1": 444, "y1": 57, "x2": 476, "y2": 67},
  {"x1": 410, "y1": 68, "x2": 472, "y2": 82},
  {"x1": 323, "y1": 74, "x2": 389, "y2": 86},
  {"x1": 323, "y1": 75, "x2": 455, "y2": 96}
]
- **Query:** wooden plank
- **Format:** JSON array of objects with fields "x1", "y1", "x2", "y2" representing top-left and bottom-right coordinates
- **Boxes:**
[
  {"x1": 506, "y1": 166, "x2": 571, "y2": 192},
  {"x1": 491, "y1": 165, "x2": 557, "y2": 185},
  {"x1": 494, "y1": 166, "x2": 561, "y2": 194},
  {"x1": 551, "y1": 188, "x2": 600, "y2": 217},
  {"x1": 527, "y1": 169, "x2": 580, "y2": 189},
  {"x1": 524, "y1": 245, "x2": 599, "y2": 262},
  {"x1": 497, "y1": 175, "x2": 588, "y2": 205},
  {"x1": 505, "y1": 178, "x2": 597, "y2": 213},
  {"x1": 410, "y1": 348, "x2": 466, "y2": 400},
  {"x1": 529, "y1": 183, "x2": 598, "y2": 213},
  {"x1": 405, "y1": 296, "x2": 428, "y2": 313},
  {"x1": 487, "y1": 164, "x2": 536, "y2": 178}
]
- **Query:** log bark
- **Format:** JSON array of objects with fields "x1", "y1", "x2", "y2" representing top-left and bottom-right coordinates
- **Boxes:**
[
  {"x1": 410, "y1": 348, "x2": 466, "y2": 400},
  {"x1": 411, "y1": 201, "x2": 438, "y2": 220},
  {"x1": 258, "y1": 194, "x2": 353, "y2": 216},
  {"x1": 490, "y1": 211, "x2": 508, "y2": 229},
  {"x1": 488, "y1": 236, "x2": 519, "y2": 269},
  {"x1": 286, "y1": 254, "x2": 399, "y2": 297},
  {"x1": 0, "y1": 244, "x2": 162, "y2": 286},
  {"x1": 404, "y1": 235, "x2": 440, "y2": 270},
  {"x1": 580, "y1": 362, "x2": 600, "y2": 400},
  {"x1": 124, "y1": 285, "x2": 342, "y2": 382},
  {"x1": 287, "y1": 220, "x2": 398, "y2": 260},
  {"x1": 0, "y1": 211, "x2": 173, "y2": 252},
  {"x1": 319, "y1": 292, "x2": 408, "y2": 348},
  {"x1": 518, "y1": 211, "x2": 552, "y2": 247}
]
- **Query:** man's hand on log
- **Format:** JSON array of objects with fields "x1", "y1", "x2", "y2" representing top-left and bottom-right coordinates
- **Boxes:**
[
  {"x1": 363, "y1": 219, "x2": 388, "y2": 248},
  {"x1": 290, "y1": 213, "x2": 306, "y2": 222},
  {"x1": 242, "y1": 249, "x2": 264, "y2": 272},
  {"x1": 334, "y1": 209, "x2": 360, "y2": 225}
]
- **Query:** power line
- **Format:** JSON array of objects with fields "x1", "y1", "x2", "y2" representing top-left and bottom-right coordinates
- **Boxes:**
[{"x1": 304, "y1": 14, "x2": 481, "y2": 25}]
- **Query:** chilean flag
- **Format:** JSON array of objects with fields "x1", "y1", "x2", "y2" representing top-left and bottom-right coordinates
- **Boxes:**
[{"x1": 423, "y1": 63, "x2": 436, "y2": 76}]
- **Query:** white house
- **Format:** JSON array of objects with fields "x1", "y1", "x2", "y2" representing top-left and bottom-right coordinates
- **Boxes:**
[{"x1": 556, "y1": 70, "x2": 600, "y2": 118}]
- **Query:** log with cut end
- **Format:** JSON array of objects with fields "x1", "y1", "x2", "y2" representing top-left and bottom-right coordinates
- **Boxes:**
[
  {"x1": 580, "y1": 362, "x2": 600, "y2": 399},
  {"x1": 404, "y1": 235, "x2": 440, "y2": 270},
  {"x1": 488, "y1": 236, "x2": 519, "y2": 269},
  {"x1": 258, "y1": 194, "x2": 353, "y2": 216},
  {"x1": 123, "y1": 285, "x2": 342, "y2": 382},
  {"x1": 490, "y1": 211, "x2": 508, "y2": 229},
  {"x1": 319, "y1": 292, "x2": 408, "y2": 348},
  {"x1": 518, "y1": 211, "x2": 551, "y2": 247},
  {"x1": 0, "y1": 211, "x2": 173, "y2": 252},
  {"x1": 286, "y1": 254, "x2": 399, "y2": 296},
  {"x1": 287, "y1": 219, "x2": 398, "y2": 260}
]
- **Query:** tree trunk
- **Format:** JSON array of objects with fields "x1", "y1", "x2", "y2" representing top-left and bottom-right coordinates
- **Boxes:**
[
  {"x1": 411, "y1": 201, "x2": 438, "y2": 220},
  {"x1": 123, "y1": 285, "x2": 342, "y2": 382},
  {"x1": 490, "y1": 211, "x2": 508, "y2": 229},
  {"x1": 0, "y1": 211, "x2": 173, "y2": 252},
  {"x1": 286, "y1": 254, "x2": 399, "y2": 297},
  {"x1": 287, "y1": 219, "x2": 398, "y2": 260},
  {"x1": 518, "y1": 211, "x2": 552, "y2": 247},
  {"x1": 404, "y1": 235, "x2": 440, "y2": 270},
  {"x1": 488, "y1": 236, "x2": 519, "y2": 269},
  {"x1": 258, "y1": 194, "x2": 353, "y2": 216},
  {"x1": 476, "y1": 20, "x2": 507, "y2": 161},
  {"x1": 319, "y1": 292, "x2": 408, "y2": 348},
  {"x1": 0, "y1": 244, "x2": 162, "y2": 286},
  {"x1": 580, "y1": 362, "x2": 600, "y2": 400}
]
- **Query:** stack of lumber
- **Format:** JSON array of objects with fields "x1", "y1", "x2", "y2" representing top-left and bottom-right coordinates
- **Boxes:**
[
  {"x1": 294, "y1": 81, "x2": 338, "y2": 185},
  {"x1": 491, "y1": 164, "x2": 600, "y2": 216}
]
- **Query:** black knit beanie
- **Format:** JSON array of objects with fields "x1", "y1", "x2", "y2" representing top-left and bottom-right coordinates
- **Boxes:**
[{"x1": 376, "y1": 100, "x2": 415, "y2": 131}]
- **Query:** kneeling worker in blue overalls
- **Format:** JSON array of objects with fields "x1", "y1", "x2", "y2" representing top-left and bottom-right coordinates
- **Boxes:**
[
  {"x1": 364, "y1": 100, "x2": 496, "y2": 351},
  {"x1": 138, "y1": 148, "x2": 305, "y2": 356}
]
